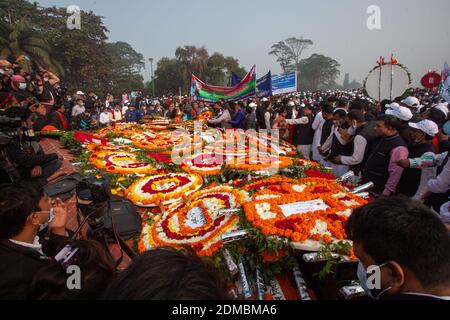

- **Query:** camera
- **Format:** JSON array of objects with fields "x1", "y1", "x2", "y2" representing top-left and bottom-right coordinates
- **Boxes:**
[
  {"x1": 0, "y1": 115, "x2": 22, "y2": 130},
  {"x1": 76, "y1": 176, "x2": 111, "y2": 220},
  {"x1": 73, "y1": 175, "x2": 137, "y2": 259}
]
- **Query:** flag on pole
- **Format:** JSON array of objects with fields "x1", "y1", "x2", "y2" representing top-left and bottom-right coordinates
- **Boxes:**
[
  {"x1": 231, "y1": 72, "x2": 242, "y2": 86},
  {"x1": 391, "y1": 54, "x2": 398, "y2": 65},
  {"x1": 190, "y1": 65, "x2": 256, "y2": 102}
]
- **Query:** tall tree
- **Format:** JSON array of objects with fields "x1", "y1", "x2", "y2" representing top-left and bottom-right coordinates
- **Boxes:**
[
  {"x1": 298, "y1": 54, "x2": 340, "y2": 91},
  {"x1": 205, "y1": 52, "x2": 226, "y2": 85},
  {"x1": 269, "y1": 37, "x2": 313, "y2": 74},
  {"x1": 269, "y1": 41, "x2": 294, "y2": 73},
  {"x1": 153, "y1": 57, "x2": 184, "y2": 95},
  {"x1": 37, "y1": 6, "x2": 111, "y2": 93},
  {"x1": 0, "y1": 1, "x2": 62, "y2": 74},
  {"x1": 106, "y1": 41, "x2": 145, "y2": 93},
  {"x1": 224, "y1": 56, "x2": 247, "y2": 84}
]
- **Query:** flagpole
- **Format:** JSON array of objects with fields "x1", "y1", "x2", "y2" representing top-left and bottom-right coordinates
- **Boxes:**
[
  {"x1": 378, "y1": 57, "x2": 382, "y2": 102},
  {"x1": 390, "y1": 53, "x2": 394, "y2": 100}
]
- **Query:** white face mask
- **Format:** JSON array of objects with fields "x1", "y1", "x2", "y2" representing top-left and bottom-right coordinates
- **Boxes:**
[
  {"x1": 18, "y1": 83, "x2": 27, "y2": 90},
  {"x1": 357, "y1": 262, "x2": 392, "y2": 300}
]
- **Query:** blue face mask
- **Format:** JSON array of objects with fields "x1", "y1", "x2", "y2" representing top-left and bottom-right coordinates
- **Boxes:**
[
  {"x1": 39, "y1": 208, "x2": 55, "y2": 232},
  {"x1": 357, "y1": 262, "x2": 392, "y2": 300},
  {"x1": 443, "y1": 121, "x2": 450, "y2": 135}
]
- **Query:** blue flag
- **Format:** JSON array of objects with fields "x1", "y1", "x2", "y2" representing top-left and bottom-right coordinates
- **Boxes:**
[
  {"x1": 256, "y1": 71, "x2": 272, "y2": 98},
  {"x1": 231, "y1": 72, "x2": 242, "y2": 86}
]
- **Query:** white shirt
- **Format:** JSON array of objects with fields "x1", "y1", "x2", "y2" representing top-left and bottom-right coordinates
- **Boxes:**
[
  {"x1": 427, "y1": 155, "x2": 450, "y2": 194},
  {"x1": 322, "y1": 126, "x2": 348, "y2": 152},
  {"x1": 312, "y1": 112, "x2": 325, "y2": 148},
  {"x1": 99, "y1": 112, "x2": 112, "y2": 124},
  {"x1": 264, "y1": 111, "x2": 272, "y2": 131},
  {"x1": 72, "y1": 104, "x2": 85, "y2": 117},
  {"x1": 285, "y1": 117, "x2": 310, "y2": 125},
  {"x1": 9, "y1": 236, "x2": 43, "y2": 255},
  {"x1": 341, "y1": 135, "x2": 367, "y2": 166},
  {"x1": 111, "y1": 109, "x2": 123, "y2": 121}
]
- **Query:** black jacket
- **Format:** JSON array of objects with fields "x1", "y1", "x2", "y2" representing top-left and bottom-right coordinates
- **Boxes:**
[
  {"x1": 362, "y1": 134, "x2": 407, "y2": 195},
  {"x1": 0, "y1": 233, "x2": 67, "y2": 300},
  {"x1": 6, "y1": 142, "x2": 58, "y2": 176},
  {"x1": 48, "y1": 111, "x2": 69, "y2": 131}
]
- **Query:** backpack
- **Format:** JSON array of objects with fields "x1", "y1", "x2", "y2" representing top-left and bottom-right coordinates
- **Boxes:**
[
  {"x1": 103, "y1": 195, "x2": 142, "y2": 242},
  {"x1": 43, "y1": 172, "x2": 83, "y2": 201}
]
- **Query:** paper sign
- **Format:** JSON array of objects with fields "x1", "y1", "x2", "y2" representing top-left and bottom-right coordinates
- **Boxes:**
[
  {"x1": 185, "y1": 206, "x2": 207, "y2": 228},
  {"x1": 279, "y1": 200, "x2": 329, "y2": 217}
]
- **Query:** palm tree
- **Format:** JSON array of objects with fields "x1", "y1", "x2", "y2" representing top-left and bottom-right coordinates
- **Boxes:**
[{"x1": 0, "y1": 18, "x2": 63, "y2": 75}]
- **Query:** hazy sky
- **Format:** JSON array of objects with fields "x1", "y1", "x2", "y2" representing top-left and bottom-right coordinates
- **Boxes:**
[{"x1": 38, "y1": 0, "x2": 450, "y2": 86}]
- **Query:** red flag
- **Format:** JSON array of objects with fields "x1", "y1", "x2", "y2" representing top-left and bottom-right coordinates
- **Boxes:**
[
  {"x1": 377, "y1": 57, "x2": 386, "y2": 65},
  {"x1": 391, "y1": 54, "x2": 398, "y2": 65}
]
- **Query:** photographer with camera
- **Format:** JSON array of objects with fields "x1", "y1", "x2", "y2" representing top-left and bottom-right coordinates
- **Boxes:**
[
  {"x1": 0, "y1": 184, "x2": 69, "y2": 299},
  {"x1": 3, "y1": 107, "x2": 63, "y2": 186}
]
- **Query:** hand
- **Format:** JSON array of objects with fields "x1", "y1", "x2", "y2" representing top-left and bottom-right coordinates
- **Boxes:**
[
  {"x1": 318, "y1": 147, "x2": 326, "y2": 156},
  {"x1": 396, "y1": 159, "x2": 410, "y2": 168},
  {"x1": 49, "y1": 198, "x2": 68, "y2": 234},
  {"x1": 30, "y1": 166, "x2": 42, "y2": 178},
  {"x1": 334, "y1": 156, "x2": 342, "y2": 164}
]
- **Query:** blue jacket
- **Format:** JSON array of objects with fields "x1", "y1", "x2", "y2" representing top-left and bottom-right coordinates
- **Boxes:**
[
  {"x1": 125, "y1": 109, "x2": 143, "y2": 123},
  {"x1": 230, "y1": 109, "x2": 246, "y2": 129}
]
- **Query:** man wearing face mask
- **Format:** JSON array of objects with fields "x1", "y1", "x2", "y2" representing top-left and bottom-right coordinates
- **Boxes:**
[
  {"x1": 396, "y1": 120, "x2": 439, "y2": 200},
  {"x1": 0, "y1": 185, "x2": 69, "y2": 299},
  {"x1": 8, "y1": 75, "x2": 33, "y2": 103},
  {"x1": 346, "y1": 197, "x2": 450, "y2": 300},
  {"x1": 334, "y1": 110, "x2": 377, "y2": 177},
  {"x1": 319, "y1": 109, "x2": 352, "y2": 177}
]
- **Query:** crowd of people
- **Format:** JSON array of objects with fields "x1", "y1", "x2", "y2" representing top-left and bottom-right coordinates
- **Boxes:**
[{"x1": 0, "y1": 56, "x2": 449, "y2": 300}]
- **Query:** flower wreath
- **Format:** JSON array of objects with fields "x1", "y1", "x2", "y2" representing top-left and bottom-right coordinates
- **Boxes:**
[
  {"x1": 181, "y1": 152, "x2": 224, "y2": 176},
  {"x1": 89, "y1": 150, "x2": 156, "y2": 175},
  {"x1": 126, "y1": 173, "x2": 203, "y2": 206},
  {"x1": 243, "y1": 178, "x2": 367, "y2": 246},
  {"x1": 138, "y1": 185, "x2": 245, "y2": 256}
]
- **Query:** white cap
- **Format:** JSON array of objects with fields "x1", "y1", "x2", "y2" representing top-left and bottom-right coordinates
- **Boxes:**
[
  {"x1": 249, "y1": 102, "x2": 257, "y2": 108},
  {"x1": 402, "y1": 96, "x2": 420, "y2": 108},
  {"x1": 76, "y1": 91, "x2": 85, "y2": 95},
  {"x1": 385, "y1": 105, "x2": 413, "y2": 121},
  {"x1": 434, "y1": 103, "x2": 449, "y2": 117},
  {"x1": 409, "y1": 119, "x2": 439, "y2": 137},
  {"x1": 385, "y1": 102, "x2": 400, "y2": 110}
]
